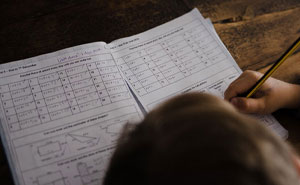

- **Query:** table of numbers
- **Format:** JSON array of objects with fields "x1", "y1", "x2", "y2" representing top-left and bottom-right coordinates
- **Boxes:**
[
  {"x1": 116, "y1": 20, "x2": 228, "y2": 97},
  {"x1": 0, "y1": 56, "x2": 131, "y2": 132}
]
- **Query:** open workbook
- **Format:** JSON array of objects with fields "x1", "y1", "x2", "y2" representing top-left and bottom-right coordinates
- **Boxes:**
[{"x1": 0, "y1": 8, "x2": 288, "y2": 185}]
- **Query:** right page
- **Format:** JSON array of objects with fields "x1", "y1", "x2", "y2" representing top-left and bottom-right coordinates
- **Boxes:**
[{"x1": 109, "y1": 8, "x2": 288, "y2": 138}]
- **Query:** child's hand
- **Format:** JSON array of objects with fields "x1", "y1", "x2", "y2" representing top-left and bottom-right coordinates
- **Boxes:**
[{"x1": 224, "y1": 70, "x2": 300, "y2": 114}]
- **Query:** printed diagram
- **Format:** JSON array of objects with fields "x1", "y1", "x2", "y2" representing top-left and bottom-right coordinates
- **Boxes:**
[
  {"x1": 23, "y1": 117, "x2": 130, "y2": 168},
  {"x1": 101, "y1": 120, "x2": 128, "y2": 144},
  {"x1": 75, "y1": 156, "x2": 110, "y2": 185},
  {"x1": 105, "y1": 121, "x2": 126, "y2": 135},
  {"x1": 26, "y1": 148, "x2": 114, "y2": 185},
  {"x1": 77, "y1": 162, "x2": 104, "y2": 185},
  {"x1": 34, "y1": 171, "x2": 67, "y2": 185},
  {"x1": 31, "y1": 138, "x2": 68, "y2": 164},
  {"x1": 66, "y1": 128, "x2": 103, "y2": 152},
  {"x1": 66, "y1": 120, "x2": 127, "y2": 151},
  {"x1": 67, "y1": 134, "x2": 98, "y2": 144},
  {"x1": 37, "y1": 141, "x2": 64, "y2": 157}
]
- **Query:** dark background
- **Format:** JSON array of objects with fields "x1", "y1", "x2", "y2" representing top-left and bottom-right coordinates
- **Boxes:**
[{"x1": 1, "y1": 0, "x2": 300, "y2": 184}]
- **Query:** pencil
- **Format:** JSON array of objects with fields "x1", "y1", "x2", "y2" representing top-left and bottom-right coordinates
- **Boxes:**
[{"x1": 243, "y1": 36, "x2": 300, "y2": 98}]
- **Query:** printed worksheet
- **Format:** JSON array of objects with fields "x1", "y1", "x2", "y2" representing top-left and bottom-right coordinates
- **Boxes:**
[
  {"x1": 0, "y1": 8, "x2": 288, "y2": 185},
  {"x1": 110, "y1": 9, "x2": 288, "y2": 138},
  {"x1": 0, "y1": 42, "x2": 143, "y2": 185}
]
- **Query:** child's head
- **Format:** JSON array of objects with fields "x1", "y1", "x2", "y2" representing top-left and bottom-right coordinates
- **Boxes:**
[{"x1": 104, "y1": 93, "x2": 300, "y2": 185}]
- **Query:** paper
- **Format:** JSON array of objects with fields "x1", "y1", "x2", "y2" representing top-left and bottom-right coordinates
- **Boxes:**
[
  {"x1": 110, "y1": 9, "x2": 288, "y2": 138},
  {"x1": 0, "y1": 8, "x2": 288, "y2": 185},
  {"x1": 0, "y1": 42, "x2": 143, "y2": 185},
  {"x1": 111, "y1": 10, "x2": 235, "y2": 108}
]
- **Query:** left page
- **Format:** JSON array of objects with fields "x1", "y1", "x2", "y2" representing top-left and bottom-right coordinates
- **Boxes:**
[{"x1": 0, "y1": 42, "x2": 143, "y2": 185}]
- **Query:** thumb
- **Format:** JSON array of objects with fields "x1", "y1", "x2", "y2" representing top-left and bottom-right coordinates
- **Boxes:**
[{"x1": 230, "y1": 97, "x2": 265, "y2": 114}]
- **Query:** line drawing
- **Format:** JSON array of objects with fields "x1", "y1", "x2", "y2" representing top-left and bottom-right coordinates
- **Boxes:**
[
  {"x1": 35, "y1": 171, "x2": 66, "y2": 185},
  {"x1": 104, "y1": 121, "x2": 126, "y2": 135},
  {"x1": 37, "y1": 141, "x2": 62, "y2": 156},
  {"x1": 66, "y1": 129, "x2": 102, "y2": 149},
  {"x1": 31, "y1": 138, "x2": 68, "y2": 164},
  {"x1": 76, "y1": 162, "x2": 104, "y2": 185},
  {"x1": 67, "y1": 133, "x2": 97, "y2": 143}
]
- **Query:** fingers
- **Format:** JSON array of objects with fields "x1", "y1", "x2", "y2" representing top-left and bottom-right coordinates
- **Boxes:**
[
  {"x1": 224, "y1": 70, "x2": 262, "y2": 100},
  {"x1": 230, "y1": 97, "x2": 267, "y2": 114}
]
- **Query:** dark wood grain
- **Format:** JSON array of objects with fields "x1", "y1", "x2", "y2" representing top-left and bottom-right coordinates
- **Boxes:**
[
  {"x1": 185, "y1": 0, "x2": 300, "y2": 82},
  {"x1": 0, "y1": 0, "x2": 189, "y2": 63},
  {"x1": 214, "y1": 8, "x2": 300, "y2": 74},
  {"x1": 184, "y1": 0, "x2": 300, "y2": 22},
  {"x1": 1, "y1": 0, "x2": 300, "y2": 184}
]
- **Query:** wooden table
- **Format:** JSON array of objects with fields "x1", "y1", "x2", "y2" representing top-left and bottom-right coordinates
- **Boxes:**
[{"x1": 1, "y1": 0, "x2": 300, "y2": 184}]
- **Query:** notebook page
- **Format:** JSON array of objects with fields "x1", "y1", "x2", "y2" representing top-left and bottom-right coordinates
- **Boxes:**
[
  {"x1": 109, "y1": 8, "x2": 288, "y2": 138},
  {"x1": 0, "y1": 42, "x2": 143, "y2": 185}
]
